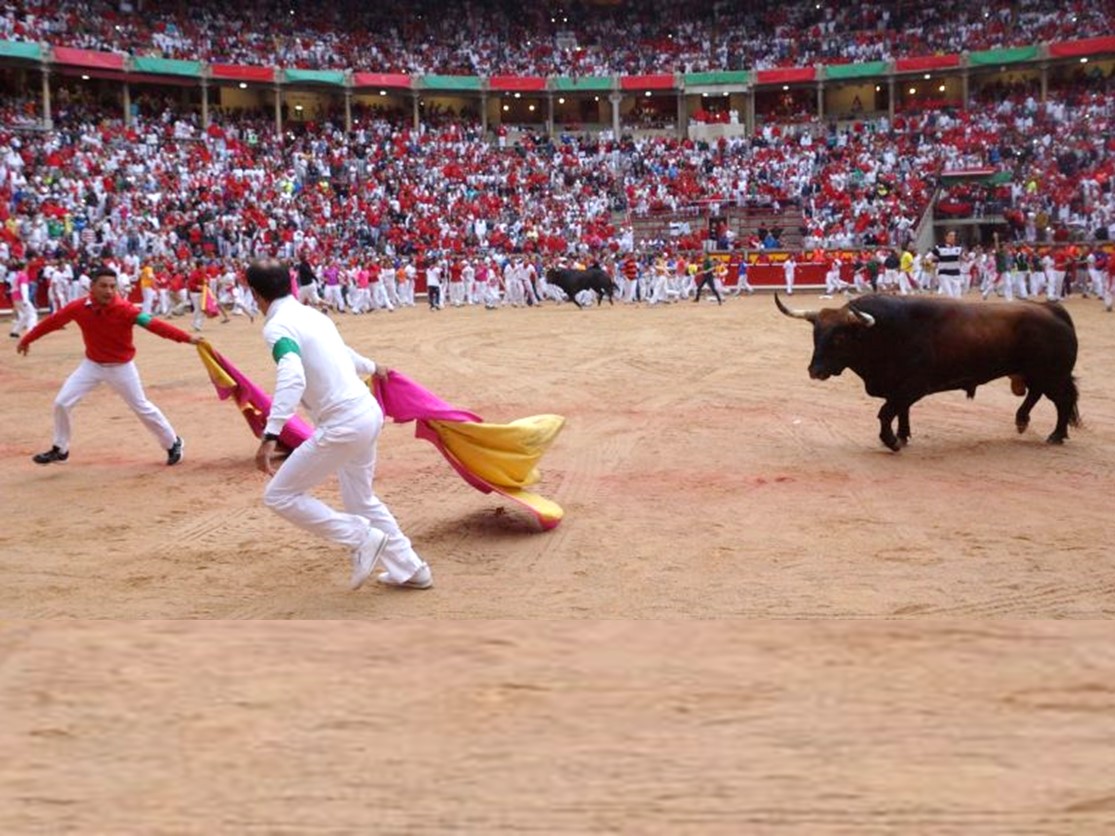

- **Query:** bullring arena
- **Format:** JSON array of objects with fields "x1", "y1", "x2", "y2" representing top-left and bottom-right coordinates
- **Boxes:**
[
  {"x1": 4, "y1": 0, "x2": 1115, "y2": 830},
  {"x1": 5, "y1": 293, "x2": 1115, "y2": 832},
  {"x1": 5, "y1": 292, "x2": 1115, "y2": 620}
]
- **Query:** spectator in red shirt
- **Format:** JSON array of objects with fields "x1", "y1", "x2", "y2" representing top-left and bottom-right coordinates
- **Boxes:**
[{"x1": 16, "y1": 266, "x2": 203, "y2": 466}]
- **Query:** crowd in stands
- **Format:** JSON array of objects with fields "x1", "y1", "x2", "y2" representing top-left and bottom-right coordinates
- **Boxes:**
[
  {"x1": 2, "y1": 0, "x2": 1114, "y2": 324},
  {"x1": 2, "y1": 76, "x2": 1113, "y2": 295},
  {"x1": 1, "y1": 0, "x2": 1111, "y2": 76},
  {"x1": 927, "y1": 81, "x2": 1115, "y2": 244}
]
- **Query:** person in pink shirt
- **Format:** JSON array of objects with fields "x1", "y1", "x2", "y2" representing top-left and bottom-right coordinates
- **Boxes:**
[
  {"x1": 8, "y1": 261, "x2": 38, "y2": 338},
  {"x1": 351, "y1": 262, "x2": 371, "y2": 314}
]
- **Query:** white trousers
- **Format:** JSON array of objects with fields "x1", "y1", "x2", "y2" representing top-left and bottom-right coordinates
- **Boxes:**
[
  {"x1": 13, "y1": 299, "x2": 38, "y2": 335},
  {"x1": 1046, "y1": 269, "x2": 1064, "y2": 301},
  {"x1": 349, "y1": 287, "x2": 370, "y2": 313},
  {"x1": 263, "y1": 405, "x2": 424, "y2": 582},
  {"x1": 509, "y1": 278, "x2": 529, "y2": 306},
  {"x1": 324, "y1": 285, "x2": 345, "y2": 311},
  {"x1": 190, "y1": 291, "x2": 205, "y2": 330},
  {"x1": 939, "y1": 272, "x2": 962, "y2": 298},
  {"x1": 371, "y1": 282, "x2": 395, "y2": 311},
  {"x1": 53, "y1": 359, "x2": 177, "y2": 452}
]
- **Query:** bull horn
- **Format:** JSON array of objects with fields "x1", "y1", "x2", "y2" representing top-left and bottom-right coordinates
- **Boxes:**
[
  {"x1": 850, "y1": 307, "x2": 875, "y2": 327},
  {"x1": 774, "y1": 293, "x2": 818, "y2": 323}
]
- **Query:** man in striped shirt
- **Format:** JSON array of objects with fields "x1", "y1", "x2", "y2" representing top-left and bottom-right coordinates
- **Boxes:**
[{"x1": 932, "y1": 230, "x2": 965, "y2": 299}]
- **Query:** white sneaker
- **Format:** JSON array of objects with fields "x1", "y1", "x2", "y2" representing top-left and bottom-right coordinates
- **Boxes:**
[
  {"x1": 377, "y1": 564, "x2": 434, "y2": 590},
  {"x1": 350, "y1": 527, "x2": 389, "y2": 590}
]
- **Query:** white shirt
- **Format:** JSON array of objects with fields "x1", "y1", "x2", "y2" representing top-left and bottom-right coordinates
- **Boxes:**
[{"x1": 262, "y1": 295, "x2": 377, "y2": 435}]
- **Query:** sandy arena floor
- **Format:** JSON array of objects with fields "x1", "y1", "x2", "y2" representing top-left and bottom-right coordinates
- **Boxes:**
[
  {"x1": 1, "y1": 620, "x2": 1115, "y2": 834},
  {"x1": 4, "y1": 293, "x2": 1115, "y2": 833},
  {"x1": 2, "y1": 291, "x2": 1114, "y2": 619}
]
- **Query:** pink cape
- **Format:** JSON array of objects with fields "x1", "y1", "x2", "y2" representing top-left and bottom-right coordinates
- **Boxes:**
[{"x1": 198, "y1": 346, "x2": 564, "y2": 529}]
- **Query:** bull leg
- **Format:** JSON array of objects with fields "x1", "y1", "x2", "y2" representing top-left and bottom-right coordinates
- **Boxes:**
[
  {"x1": 1015, "y1": 389, "x2": 1040, "y2": 434},
  {"x1": 896, "y1": 404, "x2": 913, "y2": 447},
  {"x1": 877, "y1": 401, "x2": 902, "y2": 452},
  {"x1": 1046, "y1": 379, "x2": 1079, "y2": 444}
]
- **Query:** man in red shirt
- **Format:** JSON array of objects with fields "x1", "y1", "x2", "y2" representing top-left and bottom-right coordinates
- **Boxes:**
[{"x1": 17, "y1": 266, "x2": 203, "y2": 466}]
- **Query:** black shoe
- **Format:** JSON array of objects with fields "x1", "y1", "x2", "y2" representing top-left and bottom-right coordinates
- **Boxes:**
[
  {"x1": 33, "y1": 446, "x2": 69, "y2": 464},
  {"x1": 166, "y1": 436, "x2": 184, "y2": 466}
]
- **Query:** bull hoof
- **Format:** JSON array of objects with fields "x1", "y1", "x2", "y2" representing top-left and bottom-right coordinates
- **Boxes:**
[
  {"x1": 1016, "y1": 420, "x2": 1029, "y2": 434},
  {"x1": 1045, "y1": 433, "x2": 1067, "y2": 445},
  {"x1": 881, "y1": 435, "x2": 902, "y2": 452}
]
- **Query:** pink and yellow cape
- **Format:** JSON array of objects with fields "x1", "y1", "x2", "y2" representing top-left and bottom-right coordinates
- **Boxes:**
[{"x1": 197, "y1": 343, "x2": 565, "y2": 529}]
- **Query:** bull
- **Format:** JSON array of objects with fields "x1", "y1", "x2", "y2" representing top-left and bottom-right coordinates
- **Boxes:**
[
  {"x1": 774, "y1": 293, "x2": 1080, "y2": 451},
  {"x1": 545, "y1": 267, "x2": 617, "y2": 307}
]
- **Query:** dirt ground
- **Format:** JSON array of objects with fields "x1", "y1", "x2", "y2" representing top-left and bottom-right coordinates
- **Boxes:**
[
  {"x1": 2, "y1": 621, "x2": 1115, "y2": 834},
  {"x1": 2, "y1": 291, "x2": 1114, "y2": 618},
  {"x1": 4, "y1": 294, "x2": 1115, "y2": 832}
]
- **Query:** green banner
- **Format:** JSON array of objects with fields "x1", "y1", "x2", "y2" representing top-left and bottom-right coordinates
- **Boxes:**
[
  {"x1": 969, "y1": 45, "x2": 1039, "y2": 66},
  {"x1": 683, "y1": 71, "x2": 750, "y2": 86},
  {"x1": 420, "y1": 74, "x2": 483, "y2": 91},
  {"x1": 552, "y1": 76, "x2": 613, "y2": 92},
  {"x1": 284, "y1": 68, "x2": 345, "y2": 86},
  {"x1": 0, "y1": 40, "x2": 42, "y2": 61},
  {"x1": 824, "y1": 61, "x2": 890, "y2": 81},
  {"x1": 132, "y1": 56, "x2": 202, "y2": 77}
]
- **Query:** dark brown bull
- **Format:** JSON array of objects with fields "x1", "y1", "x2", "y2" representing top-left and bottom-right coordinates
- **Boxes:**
[
  {"x1": 545, "y1": 267, "x2": 616, "y2": 307},
  {"x1": 775, "y1": 293, "x2": 1080, "y2": 451}
]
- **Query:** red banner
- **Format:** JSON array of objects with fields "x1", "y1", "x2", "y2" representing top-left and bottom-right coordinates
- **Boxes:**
[
  {"x1": 352, "y1": 72, "x2": 412, "y2": 89},
  {"x1": 1048, "y1": 36, "x2": 1115, "y2": 59},
  {"x1": 209, "y1": 64, "x2": 275, "y2": 83},
  {"x1": 620, "y1": 74, "x2": 675, "y2": 91},
  {"x1": 488, "y1": 75, "x2": 547, "y2": 92},
  {"x1": 51, "y1": 46, "x2": 125, "y2": 71},
  {"x1": 755, "y1": 67, "x2": 817, "y2": 85},
  {"x1": 894, "y1": 54, "x2": 961, "y2": 73}
]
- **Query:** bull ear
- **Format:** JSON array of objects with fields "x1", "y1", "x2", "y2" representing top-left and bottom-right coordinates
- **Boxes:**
[
  {"x1": 774, "y1": 293, "x2": 818, "y2": 323},
  {"x1": 850, "y1": 307, "x2": 875, "y2": 328}
]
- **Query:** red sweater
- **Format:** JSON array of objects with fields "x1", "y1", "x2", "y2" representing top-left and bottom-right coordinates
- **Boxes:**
[{"x1": 18, "y1": 295, "x2": 192, "y2": 363}]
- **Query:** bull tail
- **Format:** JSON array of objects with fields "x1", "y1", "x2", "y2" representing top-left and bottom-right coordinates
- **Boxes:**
[{"x1": 1067, "y1": 375, "x2": 1081, "y2": 428}]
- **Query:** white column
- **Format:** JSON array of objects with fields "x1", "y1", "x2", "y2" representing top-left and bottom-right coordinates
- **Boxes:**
[
  {"x1": 41, "y1": 67, "x2": 52, "y2": 129},
  {"x1": 274, "y1": 83, "x2": 282, "y2": 136}
]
